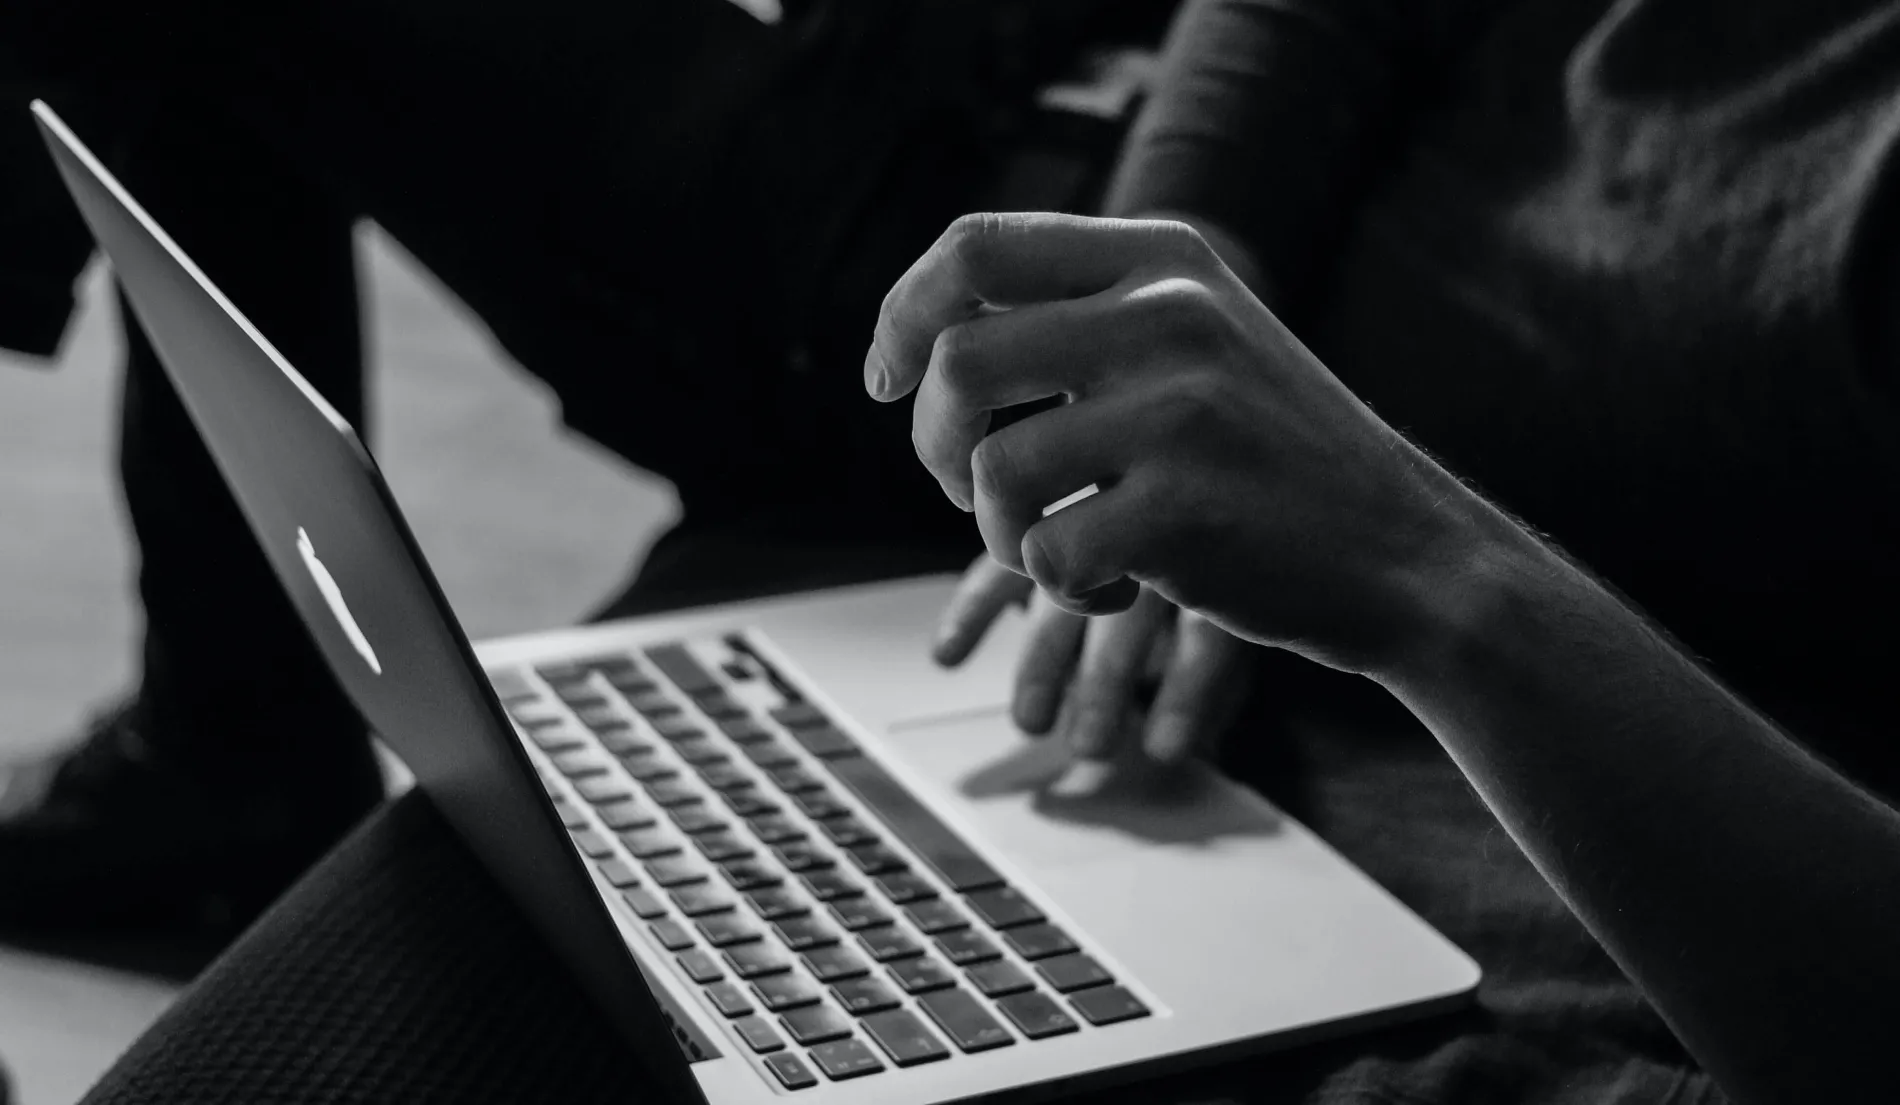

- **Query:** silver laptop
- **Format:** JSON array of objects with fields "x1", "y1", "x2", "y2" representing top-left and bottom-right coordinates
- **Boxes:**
[{"x1": 35, "y1": 100, "x2": 1478, "y2": 1103}]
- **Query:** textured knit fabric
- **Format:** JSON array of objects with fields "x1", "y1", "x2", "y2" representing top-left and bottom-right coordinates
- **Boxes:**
[{"x1": 1109, "y1": 0, "x2": 1900, "y2": 798}]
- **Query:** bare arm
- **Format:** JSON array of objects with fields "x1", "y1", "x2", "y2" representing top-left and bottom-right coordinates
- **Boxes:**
[
  {"x1": 1381, "y1": 514, "x2": 1900, "y2": 1103},
  {"x1": 873, "y1": 212, "x2": 1900, "y2": 1103}
]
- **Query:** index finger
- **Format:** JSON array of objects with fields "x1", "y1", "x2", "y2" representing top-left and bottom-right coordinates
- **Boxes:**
[{"x1": 865, "y1": 213, "x2": 1201, "y2": 403}]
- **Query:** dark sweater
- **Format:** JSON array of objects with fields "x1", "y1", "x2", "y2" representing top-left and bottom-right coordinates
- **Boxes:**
[{"x1": 1112, "y1": 0, "x2": 1900, "y2": 793}]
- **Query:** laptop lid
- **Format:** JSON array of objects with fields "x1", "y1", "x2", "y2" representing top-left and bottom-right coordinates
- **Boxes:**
[{"x1": 31, "y1": 101, "x2": 705, "y2": 1104}]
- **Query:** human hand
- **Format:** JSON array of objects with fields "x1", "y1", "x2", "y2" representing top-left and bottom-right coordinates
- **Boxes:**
[
  {"x1": 933, "y1": 554, "x2": 1251, "y2": 764},
  {"x1": 867, "y1": 212, "x2": 1487, "y2": 674}
]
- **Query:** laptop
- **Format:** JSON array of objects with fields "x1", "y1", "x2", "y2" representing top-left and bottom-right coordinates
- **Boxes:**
[{"x1": 34, "y1": 100, "x2": 1479, "y2": 1103}]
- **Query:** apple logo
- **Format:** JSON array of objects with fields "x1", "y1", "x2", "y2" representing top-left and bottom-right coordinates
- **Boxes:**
[{"x1": 297, "y1": 526, "x2": 382, "y2": 675}]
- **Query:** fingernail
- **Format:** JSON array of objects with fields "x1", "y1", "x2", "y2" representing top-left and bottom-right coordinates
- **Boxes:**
[
  {"x1": 1013, "y1": 686, "x2": 1055, "y2": 733},
  {"x1": 1069, "y1": 710, "x2": 1112, "y2": 759},
  {"x1": 1146, "y1": 717, "x2": 1191, "y2": 765},
  {"x1": 863, "y1": 345, "x2": 888, "y2": 399}
]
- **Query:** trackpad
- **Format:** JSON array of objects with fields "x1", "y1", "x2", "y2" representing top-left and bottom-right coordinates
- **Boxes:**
[{"x1": 882, "y1": 711, "x2": 1281, "y2": 870}]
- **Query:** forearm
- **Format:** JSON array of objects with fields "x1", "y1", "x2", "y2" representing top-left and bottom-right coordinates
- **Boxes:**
[{"x1": 1379, "y1": 514, "x2": 1900, "y2": 1102}]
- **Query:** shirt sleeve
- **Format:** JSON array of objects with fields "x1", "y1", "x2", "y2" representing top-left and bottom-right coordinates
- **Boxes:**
[{"x1": 1103, "y1": 0, "x2": 1522, "y2": 310}]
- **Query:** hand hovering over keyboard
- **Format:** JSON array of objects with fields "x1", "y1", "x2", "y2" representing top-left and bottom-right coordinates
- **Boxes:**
[{"x1": 864, "y1": 211, "x2": 1476, "y2": 674}]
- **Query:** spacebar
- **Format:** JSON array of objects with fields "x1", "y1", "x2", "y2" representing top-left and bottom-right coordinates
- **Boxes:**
[{"x1": 826, "y1": 755, "x2": 1005, "y2": 893}]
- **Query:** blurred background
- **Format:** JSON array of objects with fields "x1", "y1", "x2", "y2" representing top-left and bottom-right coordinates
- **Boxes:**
[{"x1": 0, "y1": 226, "x2": 678, "y2": 1105}]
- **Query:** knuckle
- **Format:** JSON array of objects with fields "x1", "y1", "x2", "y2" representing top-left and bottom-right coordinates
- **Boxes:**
[
  {"x1": 1149, "y1": 217, "x2": 1215, "y2": 264},
  {"x1": 968, "y1": 431, "x2": 1019, "y2": 501},
  {"x1": 945, "y1": 212, "x2": 1008, "y2": 275},
  {"x1": 1130, "y1": 277, "x2": 1230, "y2": 354},
  {"x1": 930, "y1": 320, "x2": 981, "y2": 397},
  {"x1": 1160, "y1": 369, "x2": 1237, "y2": 433}
]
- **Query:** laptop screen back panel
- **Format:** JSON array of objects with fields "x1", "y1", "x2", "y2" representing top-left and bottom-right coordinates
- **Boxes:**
[{"x1": 31, "y1": 101, "x2": 706, "y2": 1105}]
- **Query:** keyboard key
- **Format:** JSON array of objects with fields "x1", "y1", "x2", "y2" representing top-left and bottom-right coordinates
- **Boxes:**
[
  {"x1": 997, "y1": 991, "x2": 1080, "y2": 1039},
  {"x1": 527, "y1": 727, "x2": 585, "y2": 753},
  {"x1": 644, "y1": 856, "x2": 709, "y2": 888},
  {"x1": 646, "y1": 645, "x2": 722, "y2": 697},
  {"x1": 643, "y1": 779, "x2": 703, "y2": 808},
  {"x1": 768, "y1": 702, "x2": 826, "y2": 728},
  {"x1": 780, "y1": 1003, "x2": 855, "y2": 1046},
  {"x1": 677, "y1": 949, "x2": 724, "y2": 984},
  {"x1": 830, "y1": 976, "x2": 902, "y2": 1016},
  {"x1": 964, "y1": 959, "x2": 1036, "y2": 998},
  {"x1": 772, "y1": 841, "x2": 834, "y2": 872},
  {"x1": 733, "y1": 1014, "x2": 785, "y2": 1054},
  {"x1": 746, "y1": 888, "x2": 810, "y2": 922},
  {"x1": 652, "y1": 717, "x2": 708, "y2": 743},
  {"x1": 552, "y1": 800, "x2": 587, "y2": 831},
  {"x1": 570, "y1": 829, "x2": 614, "y2": 858},
  {"x1": 934, "y1": 929, "x2": 1002, "y2": 966},
  {"x1": 572, "y1": 705, "x2": 623, "y2": 730},
  {"x1": 762, "y1": 1051, "x2": 818, "y2": 1090},
  {"x1": 1002, "y1": 923, "x2": 1077, "y2": 961},
  {"x1": 817, "y1": 818, "x2": 878, "y2": 848},
  {"x1": 697, "y1": 913, "x2": 763, "y2": 948},
  {"x1": 649, "y1": 919, "x2": 696, "y2": 951},
  {"x1": 717, "y1": 718, "x2": 772, "y2": 743},
  {"x1": 549, "y1": 751, "x2": 608, "y2": 778},
  {"x1": 904, "y1": 900, "x2": 968, "y2": 934},
  {"x1": 672, "y1": 884, "x2": 735, "y2": 917},
  {"x1": 773, "y1": 915, "x2": 839, "y2": 951},
  {"x1": 788, "y1": 725, "x2": 860, "y2": 760},
  {"x1": 847, "y1": 844, "x2": 908, "y2": 876},
  {"x1": 624, "y1": 692, "x2": 681, "y2": 719},
  {"x1": 693, "y1": 832, "x2": 752, "y2": 864},
  {"x1": 534, "y1": 661, "x2": 592, "y2": 686},
  {"x1": 747, "y1": 814, "x2": 806, "y2": 844},
  {"x1": 751, "y1": 973, "x2": 823, "y2": 1012},
  {"x1": 800, "y1": 871, "x2": 862, "y2": 902},
  {"x1": 918, "y1": 988, "x2": 1015, "y2": 1054},
  {"x1": 512, "y1": 712, "x2": 567, "y2": 732},
  {"x1": 1069, "y1": 984, "x2": 1150, "y2": 1026},
  {"x1": 620, "y1": 754, "x2": 678, "y2": 783},
  {"x1": 857, "y1": 926, "x2": 923, "y2": 962},
  {"x1": 861, "y1": 1008, "x2": 951, "y2": 1067},
  {"x1": 725, "y1": 943, "x2": 792, "y2": 980},
  {"x1": 603, "y1": 667, "x2": 658, "y2": 695},
  {"x1": 574, "y1": 776, "x2": 633, "y2": 805},
  {"x1": 670, "y1": 806, "x2": 728, "y2": 836},
  {"x1": 802, "y1": 945, "x2": 872, "y2": 983},
  {"x1": 705, "y1": 981, "x2": 753, "y2": 1018},
  {"x1": 826, "y1": 755, "x2": 1006, "y2": 893},
  {"x1": 673, "y1": 737, "x2": 728, "y2": 766},
  {"x1": 872, "y1": 872, "x2": 937, "y2": 904},
  {"x1": 489, "y1": 667, "x2": 536, "y2": 700},
  {"x1": 697, "y1": 762, "x2": 754, "y2": 792},
  {"x1": 618, "y1": 828, "x2": 682, "y2": 859},
  {"x1": 596, "y1": 856, "x2": 643, "y2": 888},
  {"x1": 595, "y1": 728, "x2": 651, "y2": 757},
  {"x1": 596, "y1": 800, "x2": 656, "y2": 831},
  {"x1": 827, "y1": 898, "x2": 892, "y2": 932},
  {"x1": 1036, "y1": 953, "x2": 1113, "y2": 993},
  {"x1": 695, "y1": 693, "x2": 748, "y2": 720},
  {"x1": 765, "y1": 764, "x2": 826, "y2": 793},
  {"x1": 964, "y1": 887, "x2": 1045, "y2": 930},
  {"x1": 722, "y1": 791, "x2": 779, "y2": 818},
  {"x1": 720, "y1": 860, "x2": 783, "y2": 892},
  {"x1": 792, "y1": 791, "x2": 852, "y2": 820},
  {"x1": 809, "y1": 1039, "x2": 884, "y2": 1081},
  {"x1": 621, "y1": 887, "x2": 669, "y2": 920},
  {"x1": 739, "y1": 739, "x2": 799, "y2": 768},
  {"x1": 888, "y1": 955, "x2": 957, "y2": 995}
]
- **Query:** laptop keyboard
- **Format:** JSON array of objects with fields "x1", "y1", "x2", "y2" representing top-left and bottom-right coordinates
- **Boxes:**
[{"x1": 492, "y1": 637, "x2": 1151, "y2": 1089}]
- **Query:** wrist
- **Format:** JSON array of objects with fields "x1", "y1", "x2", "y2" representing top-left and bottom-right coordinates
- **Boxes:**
[{"x1": 1370, "y1": 498, "x2": 1572, "y2": 694}]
